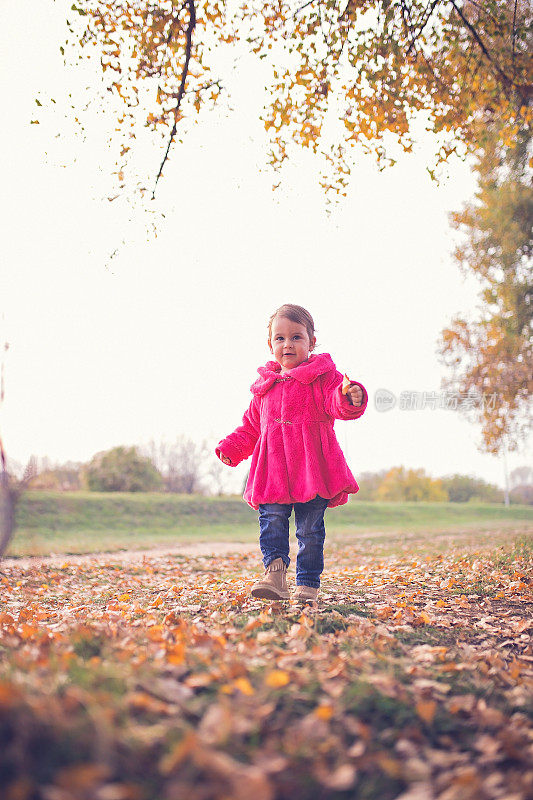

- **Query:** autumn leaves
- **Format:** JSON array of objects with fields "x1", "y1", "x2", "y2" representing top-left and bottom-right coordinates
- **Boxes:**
[{"x1": 1, "y1": 533, "x2": 532, "y2": 799}]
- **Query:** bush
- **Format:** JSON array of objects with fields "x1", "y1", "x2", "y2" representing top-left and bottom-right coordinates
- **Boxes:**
[
  {"x1": 510, "y1": 485, "x2": 533, "y2": 505},
  {"x1": 375, "y1": 467, "x2": 448, "y2": 502},
  {"x1": 29, "y1": 464, "x2": 83, "y2": 492},
  {"x1": 353, "y1": 470, "x2": 388, "y2": 501},
  {"x1": 84, "y1": 447, "x2": 163, "y2": 492},
  {"x1": 440, "y1": 474, "x2": 503, "y2": 503}
]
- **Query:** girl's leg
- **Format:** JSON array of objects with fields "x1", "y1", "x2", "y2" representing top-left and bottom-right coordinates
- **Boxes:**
[
  {"x1": 294, "y1": 495, "x2": 329, "y2": 587},
  {"x1": 258, "y1": 502, "x2": 292, "y2": 568}
]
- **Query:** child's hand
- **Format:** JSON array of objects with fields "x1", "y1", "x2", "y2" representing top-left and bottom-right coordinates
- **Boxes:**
[
  {"x1": 220, "y1": 454, "x2": 233, "y2": 466},
  {"x1": 346, "y1": 384, "x2": 364, "y2": 407}
]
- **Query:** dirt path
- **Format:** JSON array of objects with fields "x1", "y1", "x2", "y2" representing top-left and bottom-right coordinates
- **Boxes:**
[
  {"x1": 1, "y1": 541, "x2": 258, "y2": 570},
  {"x1": 3, "y1": 523, "x2": 530, "y2": 570}
]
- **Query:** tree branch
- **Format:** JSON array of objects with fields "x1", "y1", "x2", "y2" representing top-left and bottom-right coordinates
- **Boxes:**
[
  {"x1": 293, "y1": 0, "x2": 316, "y2": 18},
  {"x1": 512, "y1": 0, "x2": 518, "y2": 78},
  {"x1": 400, "y1": 0, "x2": 421, "y2": 57},
  {"x1": 417, "y1": 0, "x2": 444, "y2": 35},
  {"x1": 450, "y1": 0, "x2": 515, "y2": 93},
  {"x1": 152, "y1": 0, "x2": 196, "y2": 199}
]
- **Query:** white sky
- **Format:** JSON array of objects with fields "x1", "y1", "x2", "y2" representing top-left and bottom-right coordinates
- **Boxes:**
[{"x1": 2, "y1": 0, "x2": 530, "y2": 493}]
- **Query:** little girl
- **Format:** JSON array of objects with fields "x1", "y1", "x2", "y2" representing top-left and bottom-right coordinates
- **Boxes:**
[{"x1": 215, "y1": 304, "x2": 367, "y2": 602}]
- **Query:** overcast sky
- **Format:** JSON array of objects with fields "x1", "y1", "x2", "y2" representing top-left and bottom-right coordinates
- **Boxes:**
[{"x1": 2, "y1": 0, "x2": 530, "y2": 493}]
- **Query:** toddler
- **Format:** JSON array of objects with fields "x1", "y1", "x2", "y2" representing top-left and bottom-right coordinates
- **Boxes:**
[{"x1": 215, "y1": 304, "x2": 367, "y2": 602}]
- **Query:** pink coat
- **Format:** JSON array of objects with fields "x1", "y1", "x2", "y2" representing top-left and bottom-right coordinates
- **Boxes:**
[{"x1": 216, "y1": 352, "x2": 368, "y2": 510}]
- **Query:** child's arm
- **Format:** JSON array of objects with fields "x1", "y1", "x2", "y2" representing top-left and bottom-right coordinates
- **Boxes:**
[
  {"x1": 215, "y1": 397, "x2": 261, "y2": 467},
  {"x1": 321, "y1": 370, "x2": 368, "y2": 420}
]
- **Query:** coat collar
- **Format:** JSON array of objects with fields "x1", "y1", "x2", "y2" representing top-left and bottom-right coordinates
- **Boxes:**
[{"x1": 251, "y1": 352, "x2": 336, "y2": 396}]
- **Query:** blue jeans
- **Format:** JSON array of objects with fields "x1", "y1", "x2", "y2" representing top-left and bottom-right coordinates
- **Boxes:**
[{"x1": 258, "y1": 494, "x2": 330, "y2": 588}]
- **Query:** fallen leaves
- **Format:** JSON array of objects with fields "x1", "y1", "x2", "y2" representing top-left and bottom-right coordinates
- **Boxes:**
[
  {"x1": 0, "y1": 533, "x2": 532, "y2": 799},
  {"x1": 265, "y1": 669, "x2": 290, "y2": 688}
]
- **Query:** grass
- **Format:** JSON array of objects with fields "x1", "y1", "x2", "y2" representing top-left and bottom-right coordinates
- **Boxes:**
[{"x1": 7, "y1": 491, "x2": 532, "y2": 558}]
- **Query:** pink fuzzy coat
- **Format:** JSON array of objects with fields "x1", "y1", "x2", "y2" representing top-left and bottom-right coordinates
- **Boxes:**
[{"x1": 215, "y1": 352, "x2": 368, "y2": 510}]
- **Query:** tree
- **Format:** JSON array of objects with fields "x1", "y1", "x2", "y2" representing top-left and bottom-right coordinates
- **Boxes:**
[
  {"x1": 438, "y1": 124, "x2": 532, "y2": 455},
  {"x1": 352, "y1": 469, "x2": 388, "y2": 500},
  {"x1": 510, "y1": 465, "x2": 532, "y2": 488},
  {"x1": 440, "y1": 473, "x2": 502, "y2": 502},
  {"x1": 143, "y1": 436, "x2": 211, "y2": 494},
  {"x1": 509, "y1": 464, "x2": 533, "y2": 504},
  {"x1": 375, "y1": 466, "x2": 448, "y2": 501},
  {"x1": 84, "y1": 446, "x2": 163, "y2": 491},
  {"x1": 50, "y1": 0, "x2": 532, "y2": 197},
  {"x1": 0, "y1": 458, "x2": 37, "y2": 559},
  {"x1": 26, "y1": 459, "x2": 84, "y2": 492}
]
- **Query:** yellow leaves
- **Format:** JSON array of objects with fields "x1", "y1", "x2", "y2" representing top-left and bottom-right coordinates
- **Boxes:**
[
  {"x1": 221, "y1": 676, "x2": 255, "y2": 696},
  {"x1": 265, "y1": 669, "x2": 290, "y2": 688},
  {"x1": 2, "y1": 535, "x2": 532, "y2": 800},
  {"x1": 313, "y1": 702, "x2": 333, "y2": 720}
]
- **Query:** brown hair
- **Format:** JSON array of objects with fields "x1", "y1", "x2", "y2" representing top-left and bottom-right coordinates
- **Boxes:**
[{"x1": 267, "y1": 304, "x2": 316, "y2": 347}]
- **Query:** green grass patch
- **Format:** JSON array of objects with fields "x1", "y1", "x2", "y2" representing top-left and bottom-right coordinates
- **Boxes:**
[
  {"x1": 8, "y1": 493, "x2": 532, "y2": 558},
  {"x1": 392, "y1": 624, "x2": 479, "y2": 648},
  {"x1": 321, "y1": 602, "x2": 371, "y2": 617}
]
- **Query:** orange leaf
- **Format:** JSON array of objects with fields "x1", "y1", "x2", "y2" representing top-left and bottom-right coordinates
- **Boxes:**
[
  {"x1": 166, "y1": 643, "x2": 185, "y2": 665},
  {"x1": 233, "y1": 677, "x2": 255, "y2": 696},
  {"x1": 147, "y1": 625, "x2": 165, "y2": 642},
  {"x1": 265, "y1": 670, "x2": 290, "y2": 688},
  {"x1": 56, "y1": 763, "x2": 109, "y2": 790},
  {"x1": 314, "y1": 703, "x2": 333, "y2": 721},
  {"x1": 19, "y1": 623, "x2": 39, "y2": 640},
  {"x1": 159, "y1": 731, "x2": 198, "y2": 775},
  {"x1": 416, "y1": 699, "x2": 437, "y2": 723}
]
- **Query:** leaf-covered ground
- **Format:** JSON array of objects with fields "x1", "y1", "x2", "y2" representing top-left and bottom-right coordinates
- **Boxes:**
[{"x1": 1, "y1": 531, "x2": 532, "y2": 800}]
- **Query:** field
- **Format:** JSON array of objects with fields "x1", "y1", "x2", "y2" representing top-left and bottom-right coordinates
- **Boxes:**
[
  {"x1": 9, "y1": 491, "x2": 533, "y2": 557},
  {"x1": 1, "y1": 495, "x2": 532, "y2": 799}
]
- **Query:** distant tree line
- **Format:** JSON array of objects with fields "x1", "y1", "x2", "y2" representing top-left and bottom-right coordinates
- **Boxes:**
[
  {"x1": 11, "y1": 448, "x2": 533, "y2": 504},
  {"x1": 354, "y1": 466, "x2": 532, "y2": 505},
  {"x1": 17, "y1": 438, "x2": 226, "y2": 496}
]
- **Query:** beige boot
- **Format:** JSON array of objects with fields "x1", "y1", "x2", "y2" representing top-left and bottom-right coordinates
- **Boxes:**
[
  {"x1": 251, "y1": 558, "x2": 290, "y2": 600},
  {"x1": 293, "y1": 585, "x2": 319, "y2": 603}
]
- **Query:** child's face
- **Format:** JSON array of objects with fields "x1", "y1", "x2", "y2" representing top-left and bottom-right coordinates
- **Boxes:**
[{"x1": 268, "y1": 315, "x2": 315, "y2": 372}]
